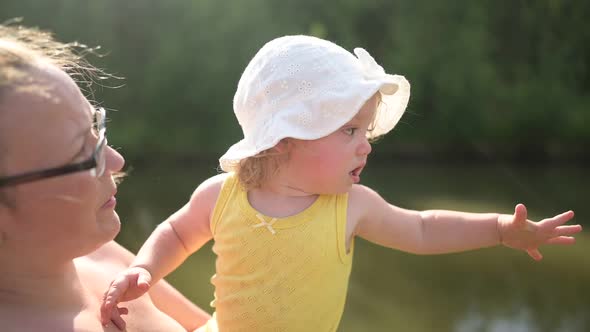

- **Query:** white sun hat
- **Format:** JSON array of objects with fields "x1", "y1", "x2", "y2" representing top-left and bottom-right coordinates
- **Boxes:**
[{"x1": 219, "y1": 35, "x2": 410, "y2": 172}]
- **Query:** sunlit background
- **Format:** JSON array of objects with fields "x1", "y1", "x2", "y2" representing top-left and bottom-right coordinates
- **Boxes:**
[{"x1": 2, "y1": 1, "x2": 588, "y2": 331}]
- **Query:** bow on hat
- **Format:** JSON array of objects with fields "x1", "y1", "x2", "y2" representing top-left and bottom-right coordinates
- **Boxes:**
[
  {"x1": 354, "y1": 48, "x2": 386, "y2": 80},
  {"x1": 354, "y1": 48, "x2": 399, "y2": 95}
]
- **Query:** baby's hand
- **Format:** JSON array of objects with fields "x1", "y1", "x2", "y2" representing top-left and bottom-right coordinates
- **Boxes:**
[
  {"x1": 100, "y1": 266, "x2": 153, "y2": 329},
  {"x1": 103, "y1": 306, "x2": 129, "y2": 331},
  {"x1": 497, "y1": 204, "x2": 582, "y2": 261}
]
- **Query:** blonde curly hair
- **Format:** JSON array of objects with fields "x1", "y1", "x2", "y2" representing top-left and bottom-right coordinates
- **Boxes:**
[{"x1": 235, "y1": 145, "x2": 289, "y2": 191}]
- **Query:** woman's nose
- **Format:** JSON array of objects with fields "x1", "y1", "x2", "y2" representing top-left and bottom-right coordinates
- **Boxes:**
[{"x1": 105, "y1": 146, "x2": 125, "y2": 173}]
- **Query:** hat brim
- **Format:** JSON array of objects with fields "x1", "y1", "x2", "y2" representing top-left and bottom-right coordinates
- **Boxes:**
[
  {"x1": 219, "y1": 138, "x2": 260, "y2": 172},
  {"x1": 371, "y1": 74, "x2": 411, "y2": 138}
]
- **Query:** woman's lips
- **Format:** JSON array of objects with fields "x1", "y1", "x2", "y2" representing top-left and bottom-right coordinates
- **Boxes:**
[
  {"x1": 102, "y1": 190, "x2": 117, "y2": 209},
  {"x1": 101, "y1": 196, "x2": 117, "y2": 209}
]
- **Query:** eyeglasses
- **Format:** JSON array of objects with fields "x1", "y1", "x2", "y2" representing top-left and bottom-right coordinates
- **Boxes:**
[{"x1": 0, "y1": 107, "x2": 108, "y2": 188}]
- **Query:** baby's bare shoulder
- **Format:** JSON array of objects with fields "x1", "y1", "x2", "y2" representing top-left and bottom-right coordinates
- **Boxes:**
[{"x1": 192, "y1": 173, "x2": 228, "y2": 198}]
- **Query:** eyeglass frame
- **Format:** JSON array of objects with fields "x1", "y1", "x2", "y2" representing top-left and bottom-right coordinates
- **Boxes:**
[{"x1": 0, "y1": 107, "x2": 108, "y2": 188}]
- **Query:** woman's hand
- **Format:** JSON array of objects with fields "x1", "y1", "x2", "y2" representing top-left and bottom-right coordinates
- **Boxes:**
[{"x1": 497, "y1": 204, "x2": 582, "y2": 260}]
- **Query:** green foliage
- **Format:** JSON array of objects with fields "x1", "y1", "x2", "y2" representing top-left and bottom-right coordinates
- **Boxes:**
[{"x1": 2, "y1": 0, "x2": 589, "y2": 163}]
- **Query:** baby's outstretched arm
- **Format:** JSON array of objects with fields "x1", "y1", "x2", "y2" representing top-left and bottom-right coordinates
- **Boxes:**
[
  {"x1": 350, "y1": 185, "x2": 582, "y2": 258},
  {"x1": 100, "y1": 174, "x2": 225, "y2": 328}
]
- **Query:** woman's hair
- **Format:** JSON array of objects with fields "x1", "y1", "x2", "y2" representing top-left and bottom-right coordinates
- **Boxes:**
[
  {"x1": 0, "y1": 21, "x2": 104, "y2": 98},
  {"x1": 0, "y1": 20, "x2": 109, "y2": 206}
]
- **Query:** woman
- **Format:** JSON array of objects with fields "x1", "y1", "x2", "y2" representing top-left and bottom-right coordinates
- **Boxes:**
[{"x1": 0, "y1": 24, "x2": 210, "y2": 331}]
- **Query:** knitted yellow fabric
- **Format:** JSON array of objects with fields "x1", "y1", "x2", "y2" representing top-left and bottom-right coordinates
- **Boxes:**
[{"x1": 203, "y1": 173, "x2": 354, "y2": 332}]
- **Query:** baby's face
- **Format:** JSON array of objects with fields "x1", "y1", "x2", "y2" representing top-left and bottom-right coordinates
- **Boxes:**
[{"x1": 284, "y1": 94, "x2": 379, "y2": 194}]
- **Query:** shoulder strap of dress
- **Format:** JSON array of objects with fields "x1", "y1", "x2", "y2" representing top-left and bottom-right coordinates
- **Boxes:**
[
  {"x1": 210, "y1": 172, "x2": 239, "y2": 235},
  {"x1": 335, "y1": 192, "x2": 353, "y2": 264}
]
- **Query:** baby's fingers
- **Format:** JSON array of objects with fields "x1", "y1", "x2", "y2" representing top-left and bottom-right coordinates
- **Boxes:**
[
  {"x1": 137, "y1": 269, "x2": 152, "y2": 289},
  {"x1": 554, "y1": 224, "x2": 583, "y2": 236},
  {"x1": 527, "y1": 248, "x2": 543, "y2": 261},
  {"x1": 100, "y1": 278, "x2": 129, "y2": 324},
  {"x1": 118, "y1": 307, "x2": 129, "y2": 316},
  {"x1": 110, "y1": 306, "x2": 129, "y2": 331},
  {"x1": 546, "y1": 236, "x2": 576, "y2": 245},
  {"x1": 542, "y1": 211, "x2": 575, "y2": 228}
]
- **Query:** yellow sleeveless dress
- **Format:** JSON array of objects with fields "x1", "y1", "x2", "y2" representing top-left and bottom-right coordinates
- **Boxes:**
[{"x1": 201, "y1": 173, "x2": 354, "y2": 332}]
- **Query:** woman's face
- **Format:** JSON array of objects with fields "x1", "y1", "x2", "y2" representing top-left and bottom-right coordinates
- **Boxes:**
[{"x1": 0, "y1": 63, "x2": 125, "y2": 261}]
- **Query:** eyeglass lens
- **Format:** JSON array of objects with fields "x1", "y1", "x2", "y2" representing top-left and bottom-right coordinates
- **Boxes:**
[{"x1": 90, "y1": 108, "x2": 107, "y2": 177}]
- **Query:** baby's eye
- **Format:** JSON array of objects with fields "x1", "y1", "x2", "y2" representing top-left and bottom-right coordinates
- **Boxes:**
[{"x1": 343, "y1": 128, "x2": 357, "y2": 136}]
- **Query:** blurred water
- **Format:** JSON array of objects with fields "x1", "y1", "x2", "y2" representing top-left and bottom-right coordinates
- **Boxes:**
[
  {"x1": 455, "y1": 305, "x2": 587, "y2": 332},
  {"x1": 115, "y1": 161, "x2": 589, "y2": 331}
]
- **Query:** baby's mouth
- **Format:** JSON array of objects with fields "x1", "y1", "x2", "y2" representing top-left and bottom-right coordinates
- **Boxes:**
[{"x1": 350, "y1": 165, "x2": 364, "y2": 177}]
